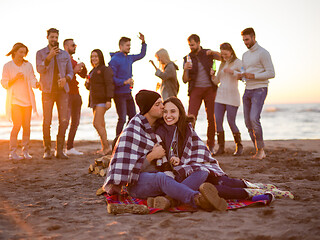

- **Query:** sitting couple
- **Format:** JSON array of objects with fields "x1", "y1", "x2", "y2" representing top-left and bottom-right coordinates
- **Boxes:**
[{"x1": 103, "y1": 90, "x2": 276, "y2": 211}]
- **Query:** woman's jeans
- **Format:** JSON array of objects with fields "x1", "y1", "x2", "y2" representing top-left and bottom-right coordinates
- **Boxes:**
[
  {"x1": 215, "y1": 102, "x2": 240, "y2": 133},
  {"x1": 242, "y1": 87, "x2": 268, "y2": 149},
  {"x1": 10, "y1": 104, "x2": 32, "y2": 151},
  {"x1": 128, "y1": 171, "x2": 208, "y2": 207}
]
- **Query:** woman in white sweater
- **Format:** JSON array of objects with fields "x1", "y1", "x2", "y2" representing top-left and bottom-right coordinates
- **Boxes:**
[
  {"x1": 212, "y1": 43, "x2": 243, "y2": 156},
  {"x1": 1, "y1": 43, "x2": 39, "y2": 161}
]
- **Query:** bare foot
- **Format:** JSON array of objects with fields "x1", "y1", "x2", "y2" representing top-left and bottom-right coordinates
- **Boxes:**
[
  {"x1": 252, "y1": 148, "x2": 266, "y2": 160},
  {"x1": 103, "y1": 147, "x2": 112, "y2": 155}
]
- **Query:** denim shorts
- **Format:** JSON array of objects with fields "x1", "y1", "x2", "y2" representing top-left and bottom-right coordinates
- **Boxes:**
[{"x1": 91, "y1": 103, "x2": 106, "y2": 109}]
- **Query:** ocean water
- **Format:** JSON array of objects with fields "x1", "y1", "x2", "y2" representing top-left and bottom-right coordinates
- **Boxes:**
[{"x1": 0, "y1": 103, "x2": 319, "y2": 142}]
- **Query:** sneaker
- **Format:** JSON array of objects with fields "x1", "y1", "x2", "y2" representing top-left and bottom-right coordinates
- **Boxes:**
[
  {"x1": 66, "y1": 148, "x2": 84, "y2": 155},
  {"x1": 265, "y1": 192, "x2": 275, "y2": 205}
]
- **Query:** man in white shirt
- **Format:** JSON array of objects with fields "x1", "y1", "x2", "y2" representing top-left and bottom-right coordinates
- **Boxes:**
[{"x1": 241, "y1": 28, "x2": 275, "y2": 160}]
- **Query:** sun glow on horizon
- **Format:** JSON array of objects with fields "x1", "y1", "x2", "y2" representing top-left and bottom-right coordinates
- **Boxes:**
[{"x1": 1, "y1": 0, "x2": 320, "y2": 119}]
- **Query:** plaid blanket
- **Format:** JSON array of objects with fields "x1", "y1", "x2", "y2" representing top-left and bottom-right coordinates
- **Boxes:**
[
  {"x1": 104, "y1": 114, "x2": 158, "y2": 186},
  {"x1": 164, "y1": 124, "x2": 226, "y2": 178},
  {"x1": 105, "y1": 194, "x2": 269, "y2": 214},
  {"x1": 105, "y1": 114, "x2": 226, "y2": 188}
]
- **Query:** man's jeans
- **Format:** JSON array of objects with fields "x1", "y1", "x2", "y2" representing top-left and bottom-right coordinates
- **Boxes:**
[
  {"x1": 128, "y1": 171, "x2": 208, "y2": 207},
  {"x1": 188, "y1": 87, "x2": 216, "y2": 148},
  {"x1": 42, "y1": 91, "x2": 69, "y2": 149},
  {"x1": 67, "y1": 94, "x2": 82, "y2": 150},
  {"x1": 215, "y1": 102, "x2": 240, "y2": 134},
  {"x1": 114, "y1": 93, "x2": 136, "y2": 136},
  {"x1": 242, "y1": 87, "x2": 268, "y2": 149}
]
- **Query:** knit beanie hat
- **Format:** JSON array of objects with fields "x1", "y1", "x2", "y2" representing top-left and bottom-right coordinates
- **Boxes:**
[{"x1": 135, "y1": 90, "x2": 161, "y2": 115}]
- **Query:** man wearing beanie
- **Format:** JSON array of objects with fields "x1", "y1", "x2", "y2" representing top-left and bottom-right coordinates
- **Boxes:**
[{"x1": 103, "y1": 89, "x2": 227, "y2": 211}]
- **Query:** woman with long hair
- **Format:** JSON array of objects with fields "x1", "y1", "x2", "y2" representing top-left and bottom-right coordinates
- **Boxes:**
[
  {"x1": 154, "y1": 97, "x2": 289, "y2": 205},
  {"x1": 85, "y1": 49, "x2": 114, "y2": 155},
  {"x1": 150, "y1": 48, "x2": 179, "y2": 100},
  {"x1": 1, "y1": 43, "x2": 39, "y2": 161},
  {"x1": 212, "y1": 43, "x2": 243, "y2": 156}
]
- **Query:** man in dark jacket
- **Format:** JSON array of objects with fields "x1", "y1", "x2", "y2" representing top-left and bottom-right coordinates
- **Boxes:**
[{"x1": 182, "y1": 34, "x2": 221, "y2": 154}]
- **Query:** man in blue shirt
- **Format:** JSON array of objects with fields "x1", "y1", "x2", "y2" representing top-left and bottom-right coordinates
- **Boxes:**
[
  {"x1": 36, "y1": 28, "x2": 73, "y2": 159},
  {"x1": 109, "y1": 33, "x2": 147, "y2": 138}
]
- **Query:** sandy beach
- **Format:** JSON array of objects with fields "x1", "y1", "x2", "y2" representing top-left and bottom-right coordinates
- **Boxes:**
[{"x1": 0, "y1": 139, "x2": 319, "y2": 240}]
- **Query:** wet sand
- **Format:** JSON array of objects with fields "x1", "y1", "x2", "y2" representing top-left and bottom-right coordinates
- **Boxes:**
[{"x1": 0, "y1": 139, "x2": 319, "y2": 240}]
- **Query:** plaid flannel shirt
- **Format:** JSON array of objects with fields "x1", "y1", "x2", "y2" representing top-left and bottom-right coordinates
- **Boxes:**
[{"x1": 104, "y1": 114, "x2": 158, "y2": 186}]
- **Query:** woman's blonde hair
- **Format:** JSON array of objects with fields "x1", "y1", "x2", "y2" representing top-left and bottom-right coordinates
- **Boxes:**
[{"x1": 155, "y1": 48, "x2": 171, "y2": 70}]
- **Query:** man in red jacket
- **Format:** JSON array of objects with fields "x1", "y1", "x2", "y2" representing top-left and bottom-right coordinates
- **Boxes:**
[{"x1": 63, "y1": 39, "x2": 87, "y2": 155}]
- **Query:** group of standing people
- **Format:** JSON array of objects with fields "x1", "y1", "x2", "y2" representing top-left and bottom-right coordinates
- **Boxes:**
[
  {"x1": 1, "y1": 27, "x2": 274, "y2": 164},
  {"x1": 181, "y1": 29, "x2": 275, "y2": 160}
]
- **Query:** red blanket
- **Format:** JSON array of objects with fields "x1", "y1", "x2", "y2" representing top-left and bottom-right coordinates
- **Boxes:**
[{"x1": 104, "y1": 194, "x2": 268, "y2": 214}]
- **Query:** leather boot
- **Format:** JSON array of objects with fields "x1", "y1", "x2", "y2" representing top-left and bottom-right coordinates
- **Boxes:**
[
  {"x1": 55, "y1": 136, "x2": 68, "y2": 159},
  {"x1": 233, "y1": 133, "x2": 243, "y2": 156},
  {"x1": 214, "y1": 132, "x2": 225, "y2": 155},
  {"x1": 43, "y1": 139, "x2": 52, "y2": 159}
]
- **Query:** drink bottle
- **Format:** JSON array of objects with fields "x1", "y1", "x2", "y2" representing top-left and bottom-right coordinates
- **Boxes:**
[
  {"x1": 212, "y1": 60, "x2": 216, "y2": 73},
  {"x1": 187, "y1": 55, "x2": 192, "y2": 68}
]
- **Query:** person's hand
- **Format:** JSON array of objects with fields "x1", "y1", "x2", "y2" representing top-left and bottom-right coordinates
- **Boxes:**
[
  {"x1": 74, "y1": 62, "x2": 85, "y2": 74},
  {"x1": 170, "y1": 156, "x2": 180, "y2": 166},
  {"x1": 184, "y1": 62, "x2": 192, "y2": 70},
  {"x1": 124, "y1": 78, "x2": 134, "y2": 88},
  {"x1": 138, "y1": 32, "x2": 145, "y2": 43},
  {"x1": 58, "y1": 77, "x2": 66, "y2": 88},
  {"x1": 149, "y1": 60, "x2": 157, "y2": 70},
  {"x1": 47, "y1": 46, "x2": 59, "y2": 60},
  {"x1": 243, "y1": 72, "x2": 255, "y2": 79},
  {"x1": 85, "y1": 75, "x2": 90, "y2": 84},
  {"x1": 105, "y1": 101, "x2": 111, "y2": 110},
  {"x1": 223, "y1": 68, "x2": 234, "y2": 74},
  {"x1": 36, "y1": 82, "x2": 41, "y2": 89},
  {"x1": 236, "y1": 73, "x2": 243, "y2": 80},
  {"x1": 15, "y1": 72, "x2": 24, "y2": 80},
  {"x1": 147, "y1": 143, "x2": 166, "y2": 162},
  {"x1": 9, "y1": 72, "x2": 24, "y2": 86},
  {"x1": 210, "y1": 68, "x2": 216, "y2": 76},
  {"x1": 104, "y1": 184, "x2": 122, "y2": 195}
]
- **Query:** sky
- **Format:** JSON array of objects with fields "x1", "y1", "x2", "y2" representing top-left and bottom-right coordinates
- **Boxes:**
[{"x1": 0, "y1": 0, "x2": 319, "y2": 116}]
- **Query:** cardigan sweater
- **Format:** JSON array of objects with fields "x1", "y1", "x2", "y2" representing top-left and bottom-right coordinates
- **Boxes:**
[
  {"x1": 214, "y1": 58, "x2": 242, "y2": 107},
  {"x1": 155, "y1": 61, "x2": 179, "y2": 99},
  {"x1": 1, "y1": 60, "x2": 38, "y2": 121}
]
